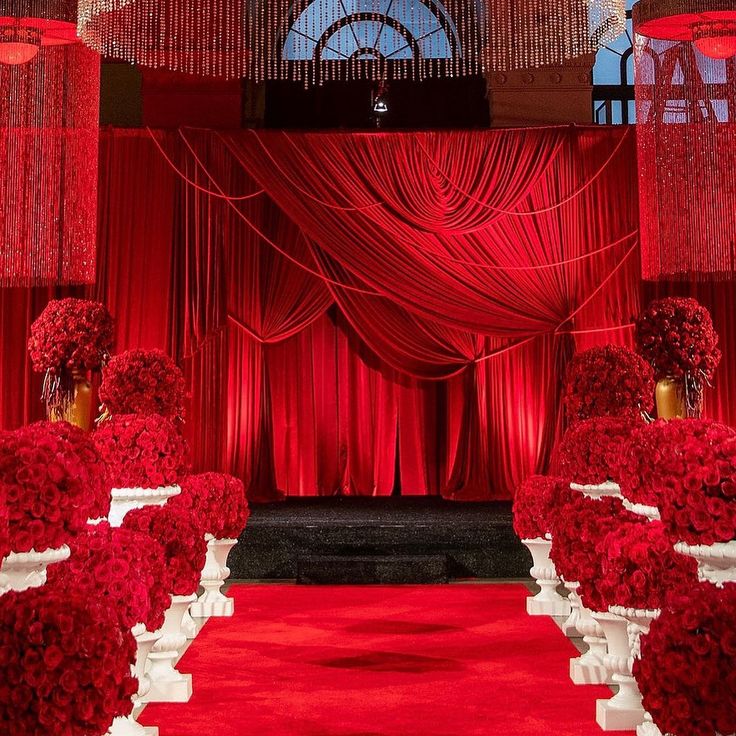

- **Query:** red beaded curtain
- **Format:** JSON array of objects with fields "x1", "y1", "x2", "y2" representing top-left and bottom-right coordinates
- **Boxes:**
[
  {"x1": 0, "y1": 0, "x2": 100, "y2": 285},
  {"x1": 634, "y1": 0, "x2": 736, "y2": 279}
]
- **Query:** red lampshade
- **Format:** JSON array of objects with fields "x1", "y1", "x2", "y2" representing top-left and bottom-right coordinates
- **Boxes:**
[{"x1": 693, "y1": 20, "x2": 736, "y2": 57}]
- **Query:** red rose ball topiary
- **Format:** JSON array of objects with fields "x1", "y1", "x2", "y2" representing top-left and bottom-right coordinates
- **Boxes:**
[
  {"x1": 512, "y1": 475, "x2": 567, "y2": 540},
  {"x1": 0, "y1": 584, "x2": 137, "y2": 736},
  {"x1": 564, "y1": 345, "x2": 655, "y2": 423}
]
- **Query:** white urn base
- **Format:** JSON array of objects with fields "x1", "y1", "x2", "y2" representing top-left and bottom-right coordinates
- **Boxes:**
[
  {"x1": 0, "y1": 546, "x2": 70, "y2": 592},
  {"x1": 190, "y1": 537, "x2": 238, "y2": 619},
  {"x1": 522, "y1": 538, "x2": 570, "y2": 617},
  {"x1": 637, "y1": 716, "x2": 663, "y2": 736},
  {"x1": 108, "y1": 486, "x2": 181, "y2": 528},
  {"x1": 570, "y1": 604, "x2": 612, "y2": 685},
  {"x1": 142, "y1": 594, "x2": 196, "y2": 704},
  {"x1": 594, "y1": 612, "x2": 644, "y2": 731},
  {"x1": 562, "y1": 581, "x2": 581, "y2": 637}
]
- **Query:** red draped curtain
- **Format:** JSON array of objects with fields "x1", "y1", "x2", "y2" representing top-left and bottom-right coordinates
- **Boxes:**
[{"x1": 4, "y1": 126, "x2": 733, "y2": 500}]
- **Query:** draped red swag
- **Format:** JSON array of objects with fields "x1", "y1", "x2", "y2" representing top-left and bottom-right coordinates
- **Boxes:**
[{"x1": 2, "y1": 126, "x2": 735, "y2": 500}]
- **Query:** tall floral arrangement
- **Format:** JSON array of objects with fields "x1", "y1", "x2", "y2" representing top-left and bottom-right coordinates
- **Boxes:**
[
  {"x1": 0, "y1": 423, "x2": 92, "y2": 553},
  {"x1": 172, "y1": 472, "x2": 250, "y2": 539},
  {"x1": 596, "y1": 521, "x2": 698, "y2": 611},
  {"x1": 47, "y1": 523, "x2": 172, "y2": 632},
  {"x1": 634, "y1": 582, "x2": 736, "y2": 736},
  {"x1": 0, "y1": 585, "x2": 137, "y2": 736},
  {"x1": 635, "y1": 297, "x2": 721, "y2": 416},
  {"x1": 654, "y1": 419, "x2": 736, "y2": 545},
  {"x1": 512, "y1": 475, "x2": 567, "y2": 540},
  {"x1": 94, "y1": 414, "x2": 189, "y2": 490},
  {"x1": 563, "y1": 345, "x2": 655, "y2": 423},
  {"x1": 99, "y1": 349, "x2": 186, "y2": 421},
  {"x1": 27, "y1": 298, "x2": 114, "y2": 411},
  {"x1": 553, "y1": 416, "x2": 641, "y2": 486},
  {"x1": 122, "y1": 505, "x2": 207, "y2": 597}
]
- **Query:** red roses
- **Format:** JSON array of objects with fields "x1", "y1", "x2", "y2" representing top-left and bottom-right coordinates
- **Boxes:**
[
  {"x1": 564, "y1": 345, "x2": 655, "y2": 423},
  {"x1": 48, "y1": 523, "x2": 173, "y2": 632},
  {"x1": 94, "y1": 414, "x2": 189, "y2": 490},
  {"x1": 0, "y1": 422, "x2": 93, "y2": 553},
  {"x1": 596, "y1": 521, "x2": 698, "y2": 611},
  {"x1": 0, "y1": 585, "x2": 137, "y2": 736},
  {"x1": 0, "y1": 475, "x2": 8, "y2": 560},
  {"x1": 512, "y1": 475, "x2": 566, "y2": 540},
  {"x1": 27, "y1": 298, "x2": 114, "y2": 408},
  {"x1": 635, "y1": 297, "x2": 721, "y2": 384},
  {"x1": 122, "y1": 505, "x2": 207, "y2": 597},
  {"x1": 554, "y1": 416, "x2": 641, "y2": 486},
  {"x1": 100, "y1": 349, "x2": 186, "y2": 420},
  {"x1": 173, "y1": 472, "x2": 250, "y2": 539},
  {"x1": 655, "y1": 419, "x2": 736, "y2": 545},
  {"x1": 634, "y1": 582, "x2": 736, "y2": 736}
]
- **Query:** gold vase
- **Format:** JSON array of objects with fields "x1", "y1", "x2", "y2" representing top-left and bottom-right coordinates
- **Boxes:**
[
  {"x1": 655, "y1": 378, "x2": 685, "y2": 421},
  {"x1": 49, "y1": 373, "x2": 93, "y2": 431}
]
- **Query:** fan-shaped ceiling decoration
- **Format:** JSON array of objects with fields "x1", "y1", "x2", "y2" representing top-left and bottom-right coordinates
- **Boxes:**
[
  {"x1": 0, "y1": 0, "x2": 100, "y2": 285},
  {"x1": 483, "y1": 0, "x2": 627, "y2": 70},
  {"x1": 634, "y1": 0, "x2": 736, "y2": 279}
]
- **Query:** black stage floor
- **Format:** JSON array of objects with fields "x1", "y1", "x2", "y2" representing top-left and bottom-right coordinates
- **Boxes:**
[{"x1": 230, "y1": 497, "x2": 529, "y2": 584}]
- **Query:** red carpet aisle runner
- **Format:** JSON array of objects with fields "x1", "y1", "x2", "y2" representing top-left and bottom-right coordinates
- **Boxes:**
[{"x1": 141, "y1": 584, "x2": 628, "y2": 736}]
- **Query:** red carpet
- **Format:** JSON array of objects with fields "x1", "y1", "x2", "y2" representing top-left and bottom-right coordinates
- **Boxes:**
[{"x1": 141, "y1": 584, "x2": 624, "y2": 736}]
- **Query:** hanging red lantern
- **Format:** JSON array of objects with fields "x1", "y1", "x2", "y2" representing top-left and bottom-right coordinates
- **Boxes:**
[
  {"x1": 633, "y1": 0, "x2": 736, "y2": 280},
  {"x1": 0, "y1": 0, "x2": 100, "y2": 286}
]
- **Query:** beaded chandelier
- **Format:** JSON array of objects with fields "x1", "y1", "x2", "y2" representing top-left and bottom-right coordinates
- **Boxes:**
[
  {"x1": 634, "y1": 0, "x2": 736, "y2": 279},
  {"x1": 0, "y1": 0, "x2": 100, "y2": 285}
]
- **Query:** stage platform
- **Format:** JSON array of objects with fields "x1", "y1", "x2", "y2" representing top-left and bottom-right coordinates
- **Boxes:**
[{"x1": 230, "y1": 497, "x2": 528, "y2": 583}]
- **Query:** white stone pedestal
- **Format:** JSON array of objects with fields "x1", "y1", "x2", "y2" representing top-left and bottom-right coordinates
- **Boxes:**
[
  {"x1": 0, "y1": 545, "x2": 70, "y2": 592},
  {"x1": 142, "y1": 594, "x2": 196, "y2": 703},
  {"x1": 562, "y1": 581, "x2": 582, "y2": 637},
  {"x1": 108, "y1": 486, "x2": 181, "y2": 528},
  {"x1": 593, "y1": 611, "x2": 645, "y2": 730},
  {"x1": 190, "y1": 537, "x2": 238, "y2": 618},
  {"x1": 522, "y1": 537, "x2": 570, "y2": 617},
  {"x1": 570, "y1": 601, "x2": 611, "y2": 685}
]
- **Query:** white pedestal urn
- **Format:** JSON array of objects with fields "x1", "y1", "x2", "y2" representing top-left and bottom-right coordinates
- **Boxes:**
[
  {"x1": 108, "y1": 486, "x2": 181, "y2": 528},
  {"x1": 0, "y1": 545, "x2": 70, "y2": 592},
  {"x1": 562, "y1": 580, "x2": 582, "y2": 637},
  {"x1": 521, "y1": 537, "x2": 570, "y2": 617},
  {"x1": 674, "y1": 540, "x2": 736, "y2": 586},
  {"x1": 570, "y1": 481, "x2": 622, "y2": 500},
  {"x1": 609, "y1": 606, "x2": 663, "y2": 736},
  {"x1": 180, "y1": 606, "x2": 198, "y2": 640},
  {"x1": 108, "y1": 624, "x2": 161, "y2": 736},
  {"x1": 592, "y1": 611, "x2": 645, "y2": 731},
  {"x1": 569, "y1": 585, "x2": 611, "y2": 685},
  {"x1": 190, "y1": 535, "x2": 239, "y2": 618},
  {"x1": 142, "y1": 593, "x2": 197, "y2": 704},
  {"x1": 0, "y1": 572, "x2": 9, "y2": 597},
  {"x1": 621, "y1": 500, "x2": 661, "y2": 521}
]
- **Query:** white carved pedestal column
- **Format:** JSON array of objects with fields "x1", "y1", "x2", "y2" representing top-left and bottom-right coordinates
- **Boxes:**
[
  {"x1": 142, "y1": 593, "x2": 197, "y2": 704},
  {"x1": 562, "y1": 581, "x2": 582, "y2": 637},
  {"x1": 521, "y1": 537, "x2": 571, "y2": 617},
  {"x1": 570, "y1": 591, "x2": 611, "y2": 685},
  {"x1": 190, "y1": 536, "x2": 239, "y2": 618}
]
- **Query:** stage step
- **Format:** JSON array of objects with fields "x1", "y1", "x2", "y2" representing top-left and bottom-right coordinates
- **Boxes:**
[{"x1": 297, "y1": 554, "x2": 449, "y2": 584}]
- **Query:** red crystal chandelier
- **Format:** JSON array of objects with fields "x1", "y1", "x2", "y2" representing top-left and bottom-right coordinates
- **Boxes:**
[
  {"x1": 634, "y1": 0, "x2": 736, "y2": 279},
  {"x1": 0, "y1": 0, "x2": 100, "y2": 285}
]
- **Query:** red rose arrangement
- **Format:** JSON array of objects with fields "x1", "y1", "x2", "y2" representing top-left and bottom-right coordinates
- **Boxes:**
[
  {"x1": 123, "y1": 504, "x2": 207, "y2": 597},
  {"x1": 0, "y1": 471, "x2": 8, "y2": 560},
  {"x1": 554, "y1": 416, "x2": 642, "y2": 485},
  {"x1": 0, "y1": 584, "x2": 137, "y2": 736},
  {"x1": 512, "y1": 475, "x2": 567, "y2": 540},
  {"x1": 654, "y1": 419, "x2": 736, "y2": 545},
  {"x1": 46, "y1": 421, "x2": 112, "y2": 520},
  {"x1": 100, "y1": 349, "x2": 186, "y2": 421},
  {"x1": 47, "y1": 523, "x2": 172, "y2": 632},
  {"x1": 563, "y1": 345, "x2": 655, "y2": 423},
  {"x1": 596, "y1": 521, "x2": 699, "y2": 611},
  {"x1": 27, "y1": 298, "x2": 114, "y2": 408},
  {"x1": 0, "y1": 422, "x2": 91, "y2": 553},
  {"x1": 94, "y1": 413, "x2": 189, "y2": 490},
  {"x1": 634, "y1": 582, "x2": 736, "y2": 736},
  {"x1": 635, "y1": 297, "x2": 721, "y2": 416},
  {"x1": 173, "y1": 472, "x2": 250, "y2": 539},
  {"x1": 550, "y1": 494, "x2": 640, "y2": 610}
]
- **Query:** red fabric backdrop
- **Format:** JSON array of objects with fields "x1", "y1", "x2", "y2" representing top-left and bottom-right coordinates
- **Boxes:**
[{"x1": 2, "y1": 127, "x2": 734, "y2": 500}]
